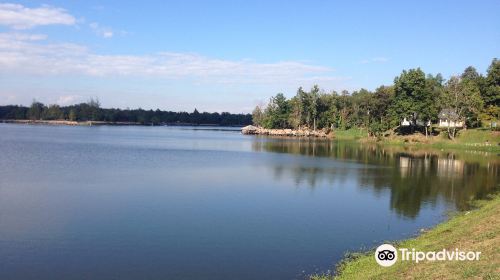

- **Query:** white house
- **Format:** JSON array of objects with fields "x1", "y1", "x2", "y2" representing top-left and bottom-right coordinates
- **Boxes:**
[
  {"x1": 438, "y1": 109, "x2": 464, "y2": 128},
  {"x1": 401, "y1": 117, "x2": 411, "y2": 126},
  {"x1": 400, "y1": 117, "x2": 430, "y2": 127},
  {"x1": 439, "y1": 119, "x2": 464, "y2": 128}
]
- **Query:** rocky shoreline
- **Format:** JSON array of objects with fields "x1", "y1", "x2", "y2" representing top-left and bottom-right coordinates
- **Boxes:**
[{"x1": 241, "y1": 125, "x2": 331, "y2": 138}]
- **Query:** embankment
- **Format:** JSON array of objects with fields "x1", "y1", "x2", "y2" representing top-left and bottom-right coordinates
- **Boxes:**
[
  {"x1": 241, "y1": 125, "x2": 332, "y2": 138},
  {"x1": 311, "y1": 194, "x2": 500, "y2": 280}
]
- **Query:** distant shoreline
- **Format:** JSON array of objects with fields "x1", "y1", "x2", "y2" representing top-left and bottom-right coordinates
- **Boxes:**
[
  {"x1": 1, "y1": 119, "x2": 139, "y2": 126},
  {"x1": 0, "y1": 119, "x2": 244, "y2": 127}
]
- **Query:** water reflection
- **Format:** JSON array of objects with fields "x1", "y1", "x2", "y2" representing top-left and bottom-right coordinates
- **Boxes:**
[{"x1": 252, "y1": 138, "x2": 500, "y2": 218}]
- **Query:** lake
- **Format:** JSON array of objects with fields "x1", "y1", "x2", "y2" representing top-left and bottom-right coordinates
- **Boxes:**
[{"x1": 0, "y1": 123, "x2": 498, "y2": 279}]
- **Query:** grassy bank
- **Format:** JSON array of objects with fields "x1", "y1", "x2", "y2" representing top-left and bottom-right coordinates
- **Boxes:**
[
  {"x1": 311, "y1": 194, "x2": 500, "y2": 280},
  {"x1": 331, "y1": 128, "x2": 368, "y2": 140},
  {"x1": 334, "y1": 128, "x2": 500, "y2": 152}
]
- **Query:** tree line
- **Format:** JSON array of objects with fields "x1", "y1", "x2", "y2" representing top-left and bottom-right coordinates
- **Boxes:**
[
  {"x1": 252, "y1": 58, "x2": 500, "y2": 138},
  {"x1": 0, "y1": 99, "x2": 252, "y2": 126}
]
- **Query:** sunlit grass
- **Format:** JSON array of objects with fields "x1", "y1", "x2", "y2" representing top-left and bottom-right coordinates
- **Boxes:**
[
  {"x1": 340, "y1": 128, "x2": 500, "y2": 152},
  {"x1": 332, "y1": 128, "x2": 367, "y2": 140},
  {"x1": 310, "y1": 194, "x2": 500, "y2": 280}
]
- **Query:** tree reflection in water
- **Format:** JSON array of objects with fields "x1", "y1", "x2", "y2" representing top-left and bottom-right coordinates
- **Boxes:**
[{"x1": 252, "y1": 137, "x2": 500, "y2": 219}]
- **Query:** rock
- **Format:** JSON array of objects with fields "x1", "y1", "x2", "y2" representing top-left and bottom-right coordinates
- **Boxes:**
[
  {"x1": 241, "y1": 126, "x2": 332, "y2": 138},
  {"x1": 241, "y1": 125, "x2": 259, "y2": 134}
]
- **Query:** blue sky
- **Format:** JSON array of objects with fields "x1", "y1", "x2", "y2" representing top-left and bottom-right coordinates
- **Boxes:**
[{"x1": 0, "y1": 0, "x2": 499, "y2": 112}]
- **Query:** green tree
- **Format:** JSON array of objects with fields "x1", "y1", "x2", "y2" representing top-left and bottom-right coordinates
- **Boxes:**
[
  {"x1": 391, "y1": 68, "x2": 435, "y2": 135},
  {"x1": 263, "y1": 93, "x2": 290, "y2": 128},
  {"x1": 69, "y1": 109, "x2": 77, "y2": 121},
  {"x1": 287, "y1": 96, "x2": 301, "y2": 129},
  {"x1": 480, "y1": 59, "x2": 500, "y2": 125},
  {"x1": 44, "y1": 104, "x2": 64, "y2": 120},
  {"x1": 461, "y1": 66, "x2": 481, "y2": 82},
  {"x1": 317, "y1": 93, "x2": 337, "y2": 130},
  {"x1": 252, "y1": 105, "x2": 264, "y2": 126},
  {"x1": 87, "y1": 97, "x2": 101, "y2": 121},
  {"x1": 483, "y1": 58, "x2": 500, "y2": 107},
  {"x1": 442, "y1": 76, "x2": 483, "y2": 138},
  {"x1": 422, "y1": 74, "x2": 443, "y2": 135},
  {"x1": 192, "y1": 108, "x2": 200, "y2": 124},
  {"x1": 27, "y1": 100, "x2": 45, "y2": 120},
  {"x1": 459, "y1": 67, "x2": 486, "y2": 127},
  {"x1": 285, "y1": 86, "x2": 322, "y2": 129},
  {"x1": 368, "y1": 86, "x2": 394, "y2": 136},
  {"x1": 336, "y1": 90, "x2": 352, "y2": 130},
  {"x1": 351, "y1": 88, "x2": 373, "y2": 128},
  {"x1": 308, "y1": 85, "x2": 320, "y2": 130}
]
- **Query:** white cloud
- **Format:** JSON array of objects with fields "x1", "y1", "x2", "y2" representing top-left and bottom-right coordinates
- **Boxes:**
[
  {"x1": 102, "y1": 31, "x2": 113, "y2": 38},
  {"x1": 0, "y1": 3, "x2": 75, "y2": 29},
  {"x1": 298, "y1": 76, "x2": 351, "y2": 83},
  {"x1": 360, "y1": 57, "x2": 389, "y2": 64},
  {"x1": 0, "y1": 32, "x2": 47, "y2": 41},
  {"x1": 0, "y1": 32, "x2": 341, "y2": 86},
  {"x1": 89, "y1": 22, "x2": 113, "y2": 38},
  {"x1": 56, "y1": 95, "x2": 82, "y2": 105}
]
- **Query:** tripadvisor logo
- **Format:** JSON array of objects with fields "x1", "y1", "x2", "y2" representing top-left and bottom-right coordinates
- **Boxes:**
[
  {"x1": 375, "y1": 244, "x2": 397, "y2": 267},
  {"x1": 374, "y1": 244, "x2": 481, "y2": 267}
]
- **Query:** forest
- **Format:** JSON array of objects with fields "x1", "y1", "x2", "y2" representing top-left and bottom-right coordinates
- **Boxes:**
[
  {"x1": 252, "y1": 58, "x2": 500, "y2": 138},
  {"x1": 0, "y1": 100, "x2": 252, "y2": 126}
]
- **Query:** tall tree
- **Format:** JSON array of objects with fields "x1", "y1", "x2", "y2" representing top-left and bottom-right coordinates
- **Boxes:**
[
  {"x1": 337, "y1": 90, "x2": 351, "y2": 130},
  {"x1": 308, "y1": 85, "x2": 320, "y2": 130},
  {"x1": 351, "y1": 88, "x2": 373, "y2": 128},
  {"x1": 391, "y1": 68, "x2": 434, "y2": 134},
  {"x1": 317, "y1": 92, "x2": 338, "y2": 130},
  {"x1": 263, "y1": 93, "x2": 290, "y2": 129},
  {"x1": 392, "y1": 69, "x2": 423, "y2": 125},
  {"x1": 69, "y1": 109, "x2": 77, "y2": 121},
  {"x1": 44, "y1": 104, "x2": 64, "y2": 120},
  {"x1": 88, "y1": 98, "x2": 101, "y2": 121},
  {"x1": 442, "y1": 76, "x2": 483, "y2": 138},
  {"x1": 27, "y1": 100, "x2": 45, "y2": 120},
  {"x1": 288, "y1": 96, "x2": 302, "y2": 129},
  {"x1": 252, "y1": 105, "x2": 264, "y2": 127},
  {"x1": 484, "y1": 58, "x2": 500, "y2": 107},
  {"x1": 460, "y1": 67, "x2": 486, "y2": 127},
  {"x1": 368, "y1": 86, "x2": 394, "y2": 136},
  {"x1": 461, "y1": 66, "x2": 481, "y2": 82},
  {"x1": 421, "y1": 74, "x2": 443, "y2": 136}
]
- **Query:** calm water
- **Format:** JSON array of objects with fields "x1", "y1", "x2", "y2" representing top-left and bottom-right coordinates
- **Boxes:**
[{"x1": 0, "y1": 123, "x2": 498, "y2": 279}]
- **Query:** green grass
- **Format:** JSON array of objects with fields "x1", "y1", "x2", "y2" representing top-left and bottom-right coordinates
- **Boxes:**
[
  {"x1": 453, "y1": 128, "x2": 499, "y2": 143},
  {"x1": 333, "y1": 128, "x2": 368, "y2": 140},
  {"x1": 310, "y1": 194, "x2": 500, "y2": 280},
  {"x1": 426, "y1": 129, "x2": 499, "y2": 152},
  {"x1": 340, "y1": 128, "x2": 500, "y2": 153}
]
